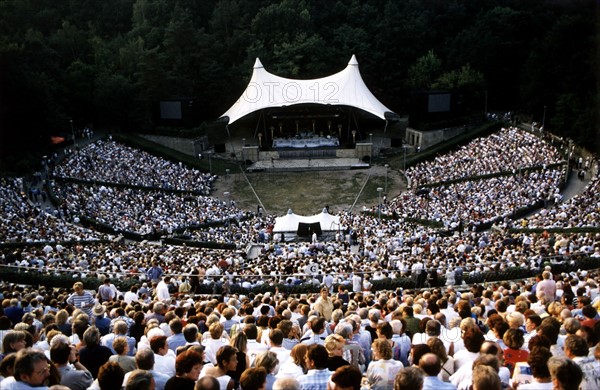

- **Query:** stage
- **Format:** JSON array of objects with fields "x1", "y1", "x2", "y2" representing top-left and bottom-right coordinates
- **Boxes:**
[
  {"x1": 246, "y1": 157, "x2": 369, "y2": 172},
  {"x1": 272, "y1": 134, "x2": 340, "y2": 149}
]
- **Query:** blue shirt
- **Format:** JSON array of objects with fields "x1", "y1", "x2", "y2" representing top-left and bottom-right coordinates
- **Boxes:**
[
  {"x1": 423, "y1": 375, "x2": 457, "y2": 390},
  {"x1": 297, "y1": 369, "x2": 332, "y2": 390}
]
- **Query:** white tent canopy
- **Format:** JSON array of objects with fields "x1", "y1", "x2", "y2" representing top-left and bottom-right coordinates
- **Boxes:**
[
  {"x1": 273, "y1": 208, "x2": 341, "y2": 233},
  {"x1": 220, "y1": 55, "x2": 396, "y2": 124}
]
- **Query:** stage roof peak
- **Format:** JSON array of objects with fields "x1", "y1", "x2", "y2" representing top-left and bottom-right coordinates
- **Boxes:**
[{"x1": 220, "y1": 55, "x2": 396, "y2": 124}]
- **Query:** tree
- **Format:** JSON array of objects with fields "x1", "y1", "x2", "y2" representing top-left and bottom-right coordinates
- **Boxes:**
[{"x1": 406, "y1": 50, "x2": 442, "y2": 91}]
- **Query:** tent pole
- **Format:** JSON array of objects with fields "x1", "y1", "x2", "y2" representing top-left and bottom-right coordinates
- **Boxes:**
[
  {"x1": 352, "y1": 110, "x2": 361, "y2": 139},
  {"x1": 226, "y1": 124, "x2": 236, "y2": 158},
  {"x1": 253, "y1": 111, "x2": 262, "y2": 139}
]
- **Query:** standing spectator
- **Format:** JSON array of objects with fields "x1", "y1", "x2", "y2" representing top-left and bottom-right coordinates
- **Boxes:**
[
  {"x1": 98, "y1": 279, "x2": 116, "y2": 303},
  {"x1": 66, "y1": 282, "x2": 96, "y2": 318},
  {"x1": 156, "y1": 277, "x2": 171, "y2": 302},
  {"x1": 537, "y1": 271, "x2": 557, "y2": 301},
  {"x1": 313, "y1": 288, "x2": 334, "y2": 321},
  {"x1": 79, "y1": 326, "x2": 113, "y2": 379},
  {"x1": 147, "y1": 261, "x2": 164, "y2": 284}
]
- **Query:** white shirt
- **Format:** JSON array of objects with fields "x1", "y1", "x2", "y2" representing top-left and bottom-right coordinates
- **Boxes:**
[
  {"x1": 156, "y1": 281, "x2": 170, "y2": 301},
  {"x1": 153, "y1": 351, "x2": 176, "y2": 378}
]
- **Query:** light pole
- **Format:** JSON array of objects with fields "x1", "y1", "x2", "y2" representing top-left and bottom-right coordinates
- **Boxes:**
[
  {"x1": 208, "y1": 151, "x2": 212, "y2": 175},
  {"x1": 377, "y1": 187, "x2": 383, "y2": 221},
  {"x1": 542, "y1": 106, "x2": 547, "y2": 130},
  {"x1": 384, "y1": 164, "x2": 389, "y2": 194},
  {"x1": 70, "y1": 119, "x2": 75, "y2": 145}
]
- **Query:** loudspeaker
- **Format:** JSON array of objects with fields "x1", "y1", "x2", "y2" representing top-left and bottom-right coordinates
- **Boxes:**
[{"x1": 214, "y1": 144, "x2": 226, "y2": 153}]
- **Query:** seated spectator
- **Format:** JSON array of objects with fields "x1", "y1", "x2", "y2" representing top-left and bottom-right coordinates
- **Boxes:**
[
  {"x1": 126, "y1": 369, "x2": 155, "y2": 390},
  {"x1": 367, "y1": 338, "x2": 403, "y2": 390},
  {"x1": 97, "y1": 361, "x2": 125, "y2": 390},
  {"x1": 329, "y1": 365, "x2": 362, "y2": 390},
  {"x1": 165, "y1": 349, "x2": 204, "y2": 390},
  {"x1": 240, "y1": 367, "x2": 267, "y2": 390},
  {"x1": 297, "y1": 344, "x2": 331, "y2": 390},
  {"x1": 394, "y1": 366, "x2": 424, "y2": 390},
  {"x1": 50, "y1": 338, "x2": 93, "y2": 390},
  {"x1": 1, "y1": 349, "x2": 52, "y2": 389},
  {"x1": 548, "y1": 356, "x2": 583, "y2": 390}
]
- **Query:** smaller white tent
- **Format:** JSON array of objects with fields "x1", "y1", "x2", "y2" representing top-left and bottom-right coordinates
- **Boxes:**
[{"x1": 273, "y1": 208, "x2": 340, "y2": 233}]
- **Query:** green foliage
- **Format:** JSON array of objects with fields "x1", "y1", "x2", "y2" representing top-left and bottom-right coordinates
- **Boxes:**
[
  {"x1": 406, "y1": 50, "x2": 443, "y2": 91},
  {"x1": 0, "y1": 0, "x2": 598, "y2": 174}
]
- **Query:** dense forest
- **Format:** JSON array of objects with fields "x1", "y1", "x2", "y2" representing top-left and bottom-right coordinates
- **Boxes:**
[{"x1": 0, "y1": 0, "x2": 597, "y2": 173}]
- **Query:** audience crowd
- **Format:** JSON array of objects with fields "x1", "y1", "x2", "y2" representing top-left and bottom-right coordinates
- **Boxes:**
[
  {"x1": 51, "y1": 184, "x2": 250, "y2": 236},
  {"x1": 405, "y1": 127, "x2": 564, "y2": 187},
  {"x1": 0, "y1": 127, "x2": 599, "y2": 389},
  {"x1": 53, "y1": 140, "x2": 216, "y2": 193}
]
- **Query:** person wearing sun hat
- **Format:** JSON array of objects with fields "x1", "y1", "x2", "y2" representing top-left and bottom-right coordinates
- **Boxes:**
[{"x1": 92, "y1": 305, "x2": 111, "y2": 337}]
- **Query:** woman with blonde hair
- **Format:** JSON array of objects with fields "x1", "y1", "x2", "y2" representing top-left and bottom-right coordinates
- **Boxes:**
[
  {"x1": 255, "y1": 351, "x2": 279, "y2": 390},
  {"x1": 426, "y1": 336, "x2": 454, "y2": 382},
  {"x1": 276, "y1": 343, "x2": 307, "y2": 378},
  {"x1": 367, "y1": 338, "x2": 404, "y2": 390},
  {"x1": 56, "y1": 309, "x2": 72, "y2": 336},
  {"x1": 324, "y1": 334, "x2": 349, "y2": 371},
  {"x1": 227, "y1": 332, "x2": 249, "y2": 388}
]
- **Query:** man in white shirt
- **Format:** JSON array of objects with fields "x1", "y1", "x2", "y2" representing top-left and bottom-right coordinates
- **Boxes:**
[
  {"x1": 155, "y1": 277, "x2": 171, "y2": 302},
  {"x1": 150, "y1": 335, "x2": 175, "y2": 378},
  {"x1": 245, "y1": 324, "x2": 268, "y2": 366},
  {"x1": 268, "y1": 329, "x2": 291, "y2": 370}
]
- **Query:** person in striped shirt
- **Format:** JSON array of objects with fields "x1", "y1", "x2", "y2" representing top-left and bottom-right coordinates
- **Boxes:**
[{"x1": 66, "y1": 282, "x2": 96, "y2": 319}]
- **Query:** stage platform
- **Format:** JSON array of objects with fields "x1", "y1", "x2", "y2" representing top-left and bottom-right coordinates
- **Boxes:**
[{"x1": 246, "y1": 157, "x2": 369, "y2": 172}]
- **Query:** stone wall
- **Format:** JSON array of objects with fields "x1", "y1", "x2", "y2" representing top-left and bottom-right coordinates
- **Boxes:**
[{"x1": 138, "y1": 134, "x2": 209, "y2": 157}]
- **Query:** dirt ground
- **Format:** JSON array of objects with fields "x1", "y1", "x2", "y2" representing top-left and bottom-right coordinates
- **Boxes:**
[{"x1": 212, "y1": 165, "x2": 406, "y2": 216}]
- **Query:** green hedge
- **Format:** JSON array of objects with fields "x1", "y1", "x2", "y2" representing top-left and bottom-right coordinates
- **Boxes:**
[
  {"x1": 0, "y1": 240, "x2": 112, "y2": 249},
  {"x1": 416, "y1": 162, "x2": 567, "y2": 189},
  {"x1": 2, "y1": 255, "x2": 598, "y2": 295}
]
